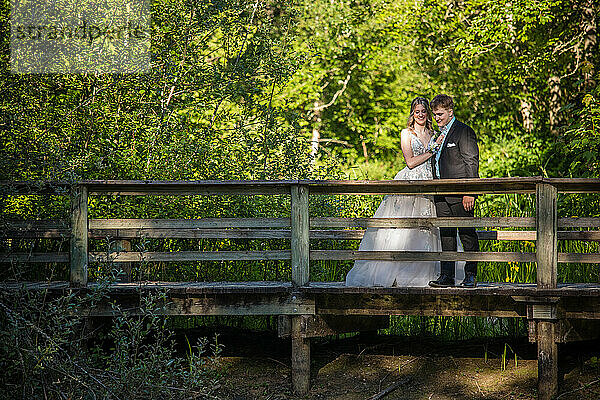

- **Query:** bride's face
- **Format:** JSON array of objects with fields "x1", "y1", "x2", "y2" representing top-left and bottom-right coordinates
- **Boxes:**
[{"x1": 413, "y1": 104, "x2": 428, "y2": 127}]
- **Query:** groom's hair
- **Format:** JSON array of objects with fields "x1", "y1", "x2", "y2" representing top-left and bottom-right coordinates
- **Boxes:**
[{"x1": 431, "y1": 94, "x2": 454, "y2": 111}]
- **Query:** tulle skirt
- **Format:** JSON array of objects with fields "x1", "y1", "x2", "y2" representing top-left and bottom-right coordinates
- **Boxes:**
[{"x1": 345, "y1": 184, "x2": 465, "y2": 287}]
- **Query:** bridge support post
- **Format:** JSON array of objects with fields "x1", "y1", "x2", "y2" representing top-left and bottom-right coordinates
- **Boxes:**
[
  {"x1": 536, "y1": 182, "x2": 558, "y2": 400},
  {"x1": 537, "y1": 320, "x2": 558, "y2": 400},
  {"x1": 111, "y1": 240, "x2": 132, "y2": 282},
  {"x1": 70, "y1": 184, "x2": 88, "y2": 287},
  {"x1": 291, "y1": 184, "x2": 311, "y2": 395},
  {"x1": 291, "y1": 314, "x2": 310, "y2": 395}
]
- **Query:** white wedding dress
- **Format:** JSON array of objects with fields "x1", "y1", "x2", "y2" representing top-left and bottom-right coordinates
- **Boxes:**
[{"x1": 345, "y1": 133, "x2": 465, "y2": 287}]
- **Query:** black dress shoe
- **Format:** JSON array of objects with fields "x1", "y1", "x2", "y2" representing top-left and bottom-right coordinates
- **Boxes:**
[
  {"x1": 459, "y1": 274, "x2": 477, "y2": 288},
  {"x1": 428, "y1": 274, "x2": 455, "y2": 287}
]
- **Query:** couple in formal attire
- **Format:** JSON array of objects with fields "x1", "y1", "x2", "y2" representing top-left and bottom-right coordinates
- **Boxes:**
[{"x1": 345, "y1": 94, "x2": 479, "y2": 288}]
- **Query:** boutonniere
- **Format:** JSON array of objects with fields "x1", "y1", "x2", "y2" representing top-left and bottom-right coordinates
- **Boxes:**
[{"x1": 427, "y1": 131, "x2": 444, "y2": 154}]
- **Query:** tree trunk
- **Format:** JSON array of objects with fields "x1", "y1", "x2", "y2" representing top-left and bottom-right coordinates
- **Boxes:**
[
  {"x1": 547, "y1": 77, "x2": 561, "y2": 135},
  {"x1": 582, "y1": 0, "x2": 597, "y2": 90},
  {"x1": 310, "y1": 102, "x2": 321, "y2": 161}
]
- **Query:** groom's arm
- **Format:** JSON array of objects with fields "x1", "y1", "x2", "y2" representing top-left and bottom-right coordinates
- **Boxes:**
[
  {"x1": 460, "y1": 125, "x2": 479, "y2": 211},
  {"x1": 460, "y1": 126, "x2": 479, "y2": 178}
]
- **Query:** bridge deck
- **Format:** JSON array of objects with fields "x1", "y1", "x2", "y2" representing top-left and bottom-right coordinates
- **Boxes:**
[{"x1": 3, "y1": 281, "x2": 600, "y2": 296}]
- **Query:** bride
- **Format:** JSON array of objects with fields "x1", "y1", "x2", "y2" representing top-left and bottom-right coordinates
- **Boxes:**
[{"x1": 345, "y1": 97, "x2": 464, "y2": 287}]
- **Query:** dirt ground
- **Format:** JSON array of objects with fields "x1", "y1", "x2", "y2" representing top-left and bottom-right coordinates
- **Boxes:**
[{"x1": 180, "y1": 328, "x2": 600, "y2": 400}]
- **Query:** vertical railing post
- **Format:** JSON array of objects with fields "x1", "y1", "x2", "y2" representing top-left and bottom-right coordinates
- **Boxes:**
[
  {"x1": 70, "y1": 184, "x2": 88, "y2": 287},
  {"x1": 536, "y1": 182, "x2": 558, "y2": 289},
  {"x1": 291, "y1": 184, "x2": 309, "y2": 287},
  {"x1": 290, "y1": 184, "x2": 310, "y2": 395},
  {"x1": 535, "y1": 182, "x2": 558, "y2": 400}
]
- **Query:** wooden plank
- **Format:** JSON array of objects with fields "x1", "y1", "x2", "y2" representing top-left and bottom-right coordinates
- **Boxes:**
[
  {"x1": 313, "y1": 293, "x2": 527, "y2": 318},
  {"x1": 7, "y1": 227, "x2": 598, "y2": 242},
  {"x1": 557, "y1": 231, "x2": 600, "y2": 241},
  {"x1": 89, "y1": 228, "x2": 293, "y2": 239},
  {"x1": 310, "y1": 217, "x2": 535, "y2": 228},
  {"x1": 291, "y1": 315, "x2": 311, "y2": 395},
  {"x1": 89, "y1": 250, "x2": 291, "y2": 262},
  {"x1": 476, "y1": 230, "x2": 537, "y2": 240},
  {"x1": 536, "y1": 183, "x2": 558, "y2": 289},
  {"x1": 4, "y1": 250, "x2": 597, "y2": 264},
  {"x1": 558, "y1": 319, "x2": 600, "y2": 343},
  {"x1": 89, "y1": 218, "x2": 290, "y2": 229},
  {"x1": 84, "y1": 180, "x2": 296, "y2": 195},
  {"x1": 278, "y1": 315, "x2": 389, "y2": 338},
  {"x1": 3, "y1": 178, "x2": 599, "y2": 196},
  {"x1": 558, "y1": 253, "x2": 600, "y2": 263},
  {"x1": 86, "y1": 228, "x2": 600, "y2": 241},
  {"x1": 2, "y1": 220, "x2": 69, "y2": 229},
  {"x1": 543, "y1": 178, "x2": 600, "y2": 193},
  {"x1": 6, "y1": 281, "x2": 600, "y2": 298},
  {"x1": 310, "y1": 250, "x2": 537, "y2": 263},
  {"x1": 87, "y1": 294, "x2": 315, "y2": 316},
  {"x1": 111, "y1": 240, "x2": 132, "y2": 282},
  {"x1": 537, "y1": 320, "x2": 558, "y2": 400},
  {"x1": 305, "y1": 177, "x2": 543, "y2": 195},
  {"x1": 2, "y1": 220, "x2": 70, "y2": 239},
  {"x1": 291, "y1": 185, "x2": 310, "y2": 286},
  {"x1": 4, "y1": 229, "x2": 71, "y2": 239},
  {"x1": 482, "y1": 230, "x2": 600, "y2": 241},
  {"x1": 0, "y1": 253, "x2": 69, "y2": 263},
  {"x1": 70, "y1": 185, "x2": 88, "y2": 287},
  {"x1": 558, "y1": 218, "x2": 600, "y2": 228}
]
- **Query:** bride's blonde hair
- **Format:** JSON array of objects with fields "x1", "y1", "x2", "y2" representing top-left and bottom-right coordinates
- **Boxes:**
[{"x1": 407, "y1": 97, "x2": 433, "y2": 133}]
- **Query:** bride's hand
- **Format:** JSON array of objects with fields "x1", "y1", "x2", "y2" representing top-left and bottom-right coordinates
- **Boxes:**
[{"x1": 435, "y1": 134, "x2": 445, "y2": 145}]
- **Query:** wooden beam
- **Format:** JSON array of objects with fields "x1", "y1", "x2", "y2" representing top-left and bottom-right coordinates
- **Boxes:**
[
  {"x1": 4, "y1": 250, "x2": 598, "y2": 264},
  {"x1": 313, "y1": 293, "x2": 527, "y2": 317},
  {"x1": 89, "y1": 250, "x2": 291, "y2": 262},
  {"x1": 89, "y1": 228, "x2": 292, "y2": 239},
  {"x1": 86, "y1": 294, "x2": 315, "y2": 316},
  {"x1": 6, "y1": 226, "x2": 599, "y2": 242},
  {"x1": 291, "y1": 185, "x2": 310, "y2": 286},
  {"x1": 89, "y1": 218, "x2": 290, "y2": 229},
  {"x1": 558, "y1": 319, "x2": 600, "y2": 343},
  {"x1": 0, "y1": 253, "x2": 69, "y2": 263},
  {"x1": 111, "y1": 240, "x2": 132, "y2": 282},
  {"x1": 85, "y1": 180, "x2": 296, "y2": 195},
  {"x1": 537, "y1": 321, "x2": 558, "y2": 400},
  {"x1": 3, "y1": 177, "x2": 600, "y2": 196},
  {"x1": 310, "y1": 217, "x2": 536, "y2": 228},
  {"x1": 310, "y1": 250, "x2": 537, "y2": 263},
  {"x1": 70, "y1": 185, "x2": 88, "y2": 287},
  {"x1": 536, "y1": 183, "x2": 558, "y2": 289},
  {"x1": 291, "y1": 315, "x2": 311, "y2": 395},
  {"x1": 278, "y1": 315, "x2": 389, "y2": 338},
  {"x1": 558, "y1": 218, "x2": 600, "y2": 228}
]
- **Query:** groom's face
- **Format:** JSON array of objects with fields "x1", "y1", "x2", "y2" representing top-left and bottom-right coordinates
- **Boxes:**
[{"x1": 433, "y1": 107, "x2": 453, "y2": 128}]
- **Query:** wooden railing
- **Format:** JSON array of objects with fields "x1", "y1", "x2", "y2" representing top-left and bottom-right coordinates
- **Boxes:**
[{"x1": 2, "y1": 177, "x2": 600, "y2": 288}]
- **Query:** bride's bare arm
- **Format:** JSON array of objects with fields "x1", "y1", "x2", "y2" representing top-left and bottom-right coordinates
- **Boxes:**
[{"x1": 400, "y1": 129, "x2": 433, "y2": 169}]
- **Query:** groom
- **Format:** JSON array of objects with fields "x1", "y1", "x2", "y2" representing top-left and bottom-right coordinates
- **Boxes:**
[{"x1": 428, "y1": 94, "x2": 480, "y2": 288}]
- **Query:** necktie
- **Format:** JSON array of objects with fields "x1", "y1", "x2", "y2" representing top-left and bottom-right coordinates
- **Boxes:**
[{"x1": 435, "y1": 127, "x2": 447, "y2": 178}]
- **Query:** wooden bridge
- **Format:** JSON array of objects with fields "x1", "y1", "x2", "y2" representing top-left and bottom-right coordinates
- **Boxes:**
[{"x1": 2, "y1": 177, "x2": 600, "y2": 399}]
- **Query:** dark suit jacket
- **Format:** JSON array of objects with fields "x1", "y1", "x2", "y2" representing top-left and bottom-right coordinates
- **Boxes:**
[{"x1": 431, "y1": 119, "x2": 479, "y2": 204}]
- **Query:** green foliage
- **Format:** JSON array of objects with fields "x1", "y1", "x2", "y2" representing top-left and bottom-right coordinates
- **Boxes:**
[
  {"x1": 0, "y1": 281, "x2": 222, "y2": 399},
  {"x1": 555, "y1": 81, "x2": 600, "y2": 178},
  {"x1": 1, "y1": 1, "x2": 316, "y2": 181}
]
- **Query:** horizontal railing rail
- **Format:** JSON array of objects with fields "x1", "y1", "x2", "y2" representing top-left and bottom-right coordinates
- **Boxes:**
[{"x1": 2, "y1": 177, "x2": 600, "y2": 195}]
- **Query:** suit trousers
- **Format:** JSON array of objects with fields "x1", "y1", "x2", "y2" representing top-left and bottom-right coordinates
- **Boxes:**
[{"x1": 434, "y1": 196, "x2": 479, "y2": 278}]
